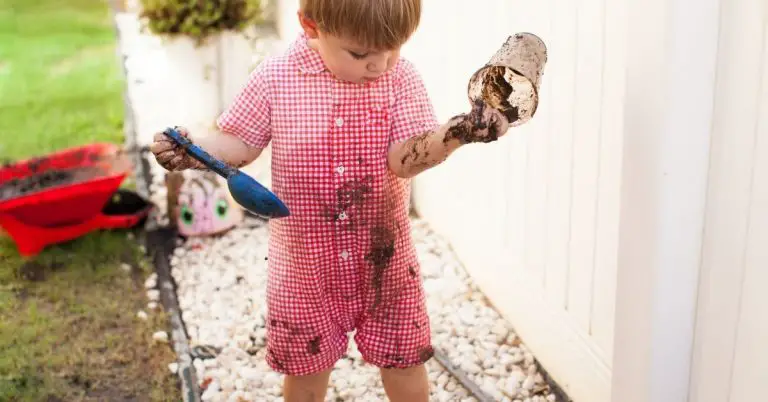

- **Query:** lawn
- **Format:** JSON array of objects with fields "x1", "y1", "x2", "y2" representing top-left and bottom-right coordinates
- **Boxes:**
[{"x1": 0, "y1": 0, "x2": 180, "y2": 400}]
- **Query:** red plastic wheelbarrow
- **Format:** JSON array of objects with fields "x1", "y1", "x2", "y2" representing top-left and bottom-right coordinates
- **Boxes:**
[{"x1": 0, "y1": 143, "x2": 153, "y2": 257}]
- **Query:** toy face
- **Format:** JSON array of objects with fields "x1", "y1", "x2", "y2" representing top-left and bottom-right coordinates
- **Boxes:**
[{"x1": 176, "y1": 172, "x2": 242, "y2": 236}]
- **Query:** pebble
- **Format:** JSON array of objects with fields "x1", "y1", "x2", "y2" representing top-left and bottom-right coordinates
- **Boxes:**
[
  {"x1": 146, "y1": 289, "x2": 160, "y2": 302},
  {"x1": 168, "y1": 362, "x2": 178, "y2": 374},
  {"x1": 152, "y1": 331, "x2": 169, "y2": 343},
  {"x1": 144, "y1": 273, "x2": 157, "y2": 289}
]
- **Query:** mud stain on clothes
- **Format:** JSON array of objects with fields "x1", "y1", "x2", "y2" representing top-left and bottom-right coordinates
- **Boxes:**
[
  {"x1": 417, "y1": 345, "x2": 435, "y2": 363},
  {"x1": 366, "y1": 226, "x2": 396, "y2": 312},
  {"x1": 322, "y1": 175, "x2": 374, "y2": 223},
  {"x1": 307, "y1": 336, "x2": 322, "y2": 356},
  {"x1": 270, "y1": 319, "x2": 307, "y2": 336},
  {"x1": 267, "y1": 348, "x2": 288, "y2": 372}
]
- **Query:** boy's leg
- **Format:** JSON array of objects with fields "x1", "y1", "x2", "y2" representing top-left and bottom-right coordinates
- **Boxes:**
[
  {"x1": 380, "y1": 364, "x2": 430, "y2": 402},
  {"x1": 355, "y1": 268, "x2": 434, "y2": 402},
  {"x1": 283, "y1": 368, "x2": 333, "y2": 402}
]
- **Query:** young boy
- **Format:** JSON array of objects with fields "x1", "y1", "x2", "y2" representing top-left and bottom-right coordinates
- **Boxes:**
[{"x1": 150, "y1": 0, "x2": 510, "y2": 400}]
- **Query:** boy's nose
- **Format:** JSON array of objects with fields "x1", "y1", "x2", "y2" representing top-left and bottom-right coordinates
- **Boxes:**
[{"x1": 366, "y1": 54, "x2": 390, "y2": 73}]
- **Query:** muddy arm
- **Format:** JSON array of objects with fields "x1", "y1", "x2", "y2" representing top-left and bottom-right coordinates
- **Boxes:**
[{"x1": 388, "y1": 102, "x2": 510, "y2": 179}]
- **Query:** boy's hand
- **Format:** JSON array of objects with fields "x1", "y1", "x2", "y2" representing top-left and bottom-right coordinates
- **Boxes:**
[
  {"x1": 149, "y1": 126, "x2": 204, "y2": 171},
  {"x1": 444, "y1": 101, "x2": 510, "y2": 145}
]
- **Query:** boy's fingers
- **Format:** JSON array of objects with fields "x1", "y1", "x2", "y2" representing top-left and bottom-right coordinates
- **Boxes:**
[
  {"x1": 167, "y1": 155, "x2": 187, "y2": 170},
  {"x1": 155, "y1": 152, "x2": 175, "y2": 167},
  {"x1": 150, "y1": 140, "x2": 174, "y2": 155},
  {"x1": 174, "y1": 126, "x2": 190, "y2": 137}
]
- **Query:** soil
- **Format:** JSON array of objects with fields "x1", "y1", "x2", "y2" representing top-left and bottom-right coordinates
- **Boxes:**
[
  {"x1": 443, "y1": 101, "x2": 503, "y2": 145},
  {"x1": 0, "y1": 165, "x2": 104, "y2": 201},
  {"x1": 481, "y1": 65, "x2": 521, "y2": 124},
  {"x1": 18, "y1": 261, "x2": 47, "y2": 282}
]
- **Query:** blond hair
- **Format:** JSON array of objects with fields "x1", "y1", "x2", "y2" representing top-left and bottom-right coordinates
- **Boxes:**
[{"x1": 300, "y1": 0, "x2": 421, "y2": 50}]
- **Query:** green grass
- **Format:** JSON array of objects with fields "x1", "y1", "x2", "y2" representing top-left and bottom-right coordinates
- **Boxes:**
[
  {"x1": 0, "y1": 0, "x2": 180, "y2": 400},
  {"x1": 0, "y1": 0, "x2": 124, "y2": 159}
]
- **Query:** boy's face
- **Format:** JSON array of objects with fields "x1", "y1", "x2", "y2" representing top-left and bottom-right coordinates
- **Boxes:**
[{"x1": 299, "y1": 14, "x2": 401, "y2": 84}]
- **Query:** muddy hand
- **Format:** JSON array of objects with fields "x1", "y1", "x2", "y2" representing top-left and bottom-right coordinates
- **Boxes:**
[
  {"x1": 444, "y1": 101, "x2": 510, "y2": 145},
  {"x1": 471, "y1": 101, "x2": 510, "y2": 141},
  {"x1": 150, "y1": 126, "x2": 204, "y2": 171}
]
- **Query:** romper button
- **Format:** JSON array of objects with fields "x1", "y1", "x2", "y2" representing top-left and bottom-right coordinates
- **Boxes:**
[
  {"x1": 338, "y1": 212, "x2": 347, "y2": 221},
  {"x1": 340, "y1": 251, "x2": 349, "y2": 260},
  {"x1": 335, "y1": 118, "x2": 344, "y2": 127},
  {"x1": 336, "y1": 165, "x2": 345, "y2": 174}
]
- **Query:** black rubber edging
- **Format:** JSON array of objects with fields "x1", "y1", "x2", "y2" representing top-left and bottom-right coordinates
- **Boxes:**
[
  {"x1": 432, "y1": 348, "x2": 496, "y2": 402},
  {"x1": 144, "y1": 228, "x2": 200, "y2": 402}
]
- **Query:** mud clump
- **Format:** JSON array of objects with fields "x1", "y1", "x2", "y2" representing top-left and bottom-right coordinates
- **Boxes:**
[
  {"x1": 443, "y1": 101, "x2": 503, "y2": 145},
  {"x1": 0, "y1": 165, "x2": 104, "y2": 201},
  {"x1": 481, "y1": 65, "x2": 521, "y2": 124}
]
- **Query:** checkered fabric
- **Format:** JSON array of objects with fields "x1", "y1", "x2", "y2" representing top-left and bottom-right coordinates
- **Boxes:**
[{"x1": 217, "y1": 33, "x2": 440, "y2": 376}]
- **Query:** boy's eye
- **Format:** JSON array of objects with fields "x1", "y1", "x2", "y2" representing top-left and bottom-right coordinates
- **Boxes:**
[{"x1": 348, "y1": 51, "x2": 368, "y2": 60}]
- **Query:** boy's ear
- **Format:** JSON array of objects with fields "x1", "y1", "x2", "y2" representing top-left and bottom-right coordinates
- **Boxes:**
[{"x1": 297, "y1": 11, "x2": 320, "y2": 38}]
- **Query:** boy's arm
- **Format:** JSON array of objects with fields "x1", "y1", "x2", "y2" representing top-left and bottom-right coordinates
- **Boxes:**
[
  {"x1": 153, "y1": 61, "x2": 272, "y2": 172},
  {"x1": 151, "y1": 127, "x2": 262, "y2": 171},
  {"x1": 188, "y1": 130, "x2": 263, "y2": 169},
  {"x1": 386, "y1": 60, "x2": 509, "y2": 179},
  {"x1": 387, "y1": 102, "x2": 509, "y2": 178}
]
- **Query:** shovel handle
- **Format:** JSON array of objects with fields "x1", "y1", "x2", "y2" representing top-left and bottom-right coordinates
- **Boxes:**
[{"x1": 163, "y1": 127, "x2": 235, "y2": 178}]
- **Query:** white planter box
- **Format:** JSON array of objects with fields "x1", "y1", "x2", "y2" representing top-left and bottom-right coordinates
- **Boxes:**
[
  {"x1": 119, "y1": 9, "x2": 280, "y2": 186},
  {"x1": 158, "y1": 36, "x2": 221, "y2": 138}
]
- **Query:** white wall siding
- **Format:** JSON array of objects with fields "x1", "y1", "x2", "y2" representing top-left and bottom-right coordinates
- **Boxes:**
[
  {"x1": 404, "y1": 1, "x2": 626, "y2": 400},
  {"x1": 689, "y1": 0, "x2": 768, "y2": 400}
]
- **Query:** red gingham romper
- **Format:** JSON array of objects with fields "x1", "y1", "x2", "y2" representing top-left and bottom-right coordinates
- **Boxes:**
[{"x1": 217, "y1": 33, "x2": 440, "y2": 376}]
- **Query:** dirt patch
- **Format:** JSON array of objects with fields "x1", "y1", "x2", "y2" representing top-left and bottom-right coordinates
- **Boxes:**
[
  {"x1": 18, "y1": 261, "x2": 47, "y2": 282},
  {"x1": 0, "y1": 165, "x2": 104, "y2": 201}
]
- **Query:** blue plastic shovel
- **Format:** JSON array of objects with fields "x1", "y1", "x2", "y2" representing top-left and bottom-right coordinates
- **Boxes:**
[{"x1": 163, "y1": 127, "x2": 290, "y2": 219}]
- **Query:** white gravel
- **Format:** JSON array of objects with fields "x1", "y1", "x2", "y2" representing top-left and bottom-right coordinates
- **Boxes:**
[{"x1": 141, "y1": 161, "x2": 559, "y2": 402}]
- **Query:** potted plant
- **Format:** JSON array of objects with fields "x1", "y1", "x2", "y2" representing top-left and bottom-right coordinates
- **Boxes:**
[{"x1": 136, "y1": 0, "x2": 277, "y2": 192}]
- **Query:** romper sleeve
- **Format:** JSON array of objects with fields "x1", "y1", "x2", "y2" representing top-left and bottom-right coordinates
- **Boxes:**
[
  {"x1": 389, "y1": 59, "x2": 441, "y2": 145},
  {"x1": 216, "y1": 61, "x2": 272, "y2": 149}
]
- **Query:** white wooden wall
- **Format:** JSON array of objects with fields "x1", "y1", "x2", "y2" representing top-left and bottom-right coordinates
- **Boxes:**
[
  {"x1": 271, "y1": 1, "x2": 768, "y2": 401},
  {"x1": 689, "y1": 0, "x2": 768, "y2": 400},
  {"x1": 402, "y1": 1, "x2": 624, "y2": 400}
]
